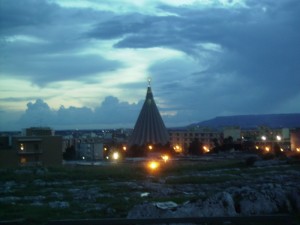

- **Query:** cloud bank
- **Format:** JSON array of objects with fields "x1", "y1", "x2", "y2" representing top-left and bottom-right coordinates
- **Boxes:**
[{"x1": 0, "y1": 0, "x2": 299, "y2": 131}]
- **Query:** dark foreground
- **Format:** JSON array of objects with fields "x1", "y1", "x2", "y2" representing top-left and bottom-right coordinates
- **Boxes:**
[{"x1": 0, "y1": 153, "x2": 299, "y2": 224}]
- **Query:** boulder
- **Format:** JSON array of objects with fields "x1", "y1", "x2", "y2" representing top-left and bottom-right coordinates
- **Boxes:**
[{"x1": 198, "y1": 192, "x2": 236, "y2": 216}]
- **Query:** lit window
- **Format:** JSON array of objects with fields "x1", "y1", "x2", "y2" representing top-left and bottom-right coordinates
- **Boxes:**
[{"x1": 20, "y1": 157, "x2": 26, "y2": 164}]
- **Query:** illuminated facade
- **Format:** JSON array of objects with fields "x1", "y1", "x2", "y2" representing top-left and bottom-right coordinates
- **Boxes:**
[
  {"x1": 168, "y1": 127, "x2": 221, "y2": 153},
  {"x1": 290, "y1": 128, "x2": 300, "y2": 152}
]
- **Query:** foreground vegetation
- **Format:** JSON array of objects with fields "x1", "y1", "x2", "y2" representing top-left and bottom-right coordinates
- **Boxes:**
[{"x1": 0, "y1": 157, "x2": 299, "y2": 224}]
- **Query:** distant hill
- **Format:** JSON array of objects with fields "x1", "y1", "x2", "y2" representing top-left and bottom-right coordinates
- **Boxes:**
[{"x1": 193, "y1": 113, "x2": 300, "y2": 129}]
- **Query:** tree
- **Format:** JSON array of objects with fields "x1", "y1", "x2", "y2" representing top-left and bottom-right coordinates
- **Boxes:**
[
  {"x1": 188, "y1": 138, "x2": 203, "y2": 155},
  {"x1": 63, "y1": 145, "x2": 76, "y2": 160}
]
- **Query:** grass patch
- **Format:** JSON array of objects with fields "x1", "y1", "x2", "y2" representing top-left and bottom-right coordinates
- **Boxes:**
[
  {"x1": 165, "y1": 174, "x2": 236, "y2": 185},
  {"x1": 160, "y1": 159, "x2": 244, "y2": 176}
]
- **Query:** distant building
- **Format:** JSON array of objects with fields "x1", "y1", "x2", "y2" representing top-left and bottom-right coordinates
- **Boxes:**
[
  {"x1": 290, "y1": 128, "x2": 300, "y2": 151},
  {"x1": 129, "y1": 80, "x2": 169, "y2": 147},
  {"x1": 223, "y1": 127, "x2": 241, "y2": 141},
  {"x1": 76, "y1": 141, "x2": 104, "y2": 160},
  {"x1": 22, "y1": 127, "x2": 54, "y2": 136},
  {"x1": 169, "y1": 127, "x2": 221, "y2": 154},
  {"x1": 0, "y1": 127, "x2": 62, "y2": 167}
]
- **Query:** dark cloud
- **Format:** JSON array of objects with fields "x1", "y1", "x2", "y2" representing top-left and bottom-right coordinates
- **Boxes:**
[
  {"x1": 1, "y1": 0, "x2": 300, "y2": 130},
  {"x1": 57, "y1": 105, "x2": 94, "y2": 125},
  {"x1": 94, "y1": 96, "x2": 142, "y2": 124},
  {"x1": 0, "y1": 0, "x2": 58, "y2": 31},
  {"x1": 1, "y1": 53, "x2": 122, "y2": 86},
  {"x1": 17, "y1": 98, "x2": 143, "y2": 129},
  {"x1": 19, "y1": 99, "x2": 56, "y2": 127},
  {"x1": 0, "y1": 0, "x2": 123, "y2": 86},
  {"x1": 94, "y1": 0, "x2": 299, "y2": 118},
  {"x1": 0, "y1": 97, "x2": 47, "y2": 102},
  {"x1": 88, "y1": 13, "x2": 150, "y2": 40}
]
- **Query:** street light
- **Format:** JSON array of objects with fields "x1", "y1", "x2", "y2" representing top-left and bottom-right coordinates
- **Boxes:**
[{"x1": 276, "y1": 135, "x2": 282, "y2": 141}]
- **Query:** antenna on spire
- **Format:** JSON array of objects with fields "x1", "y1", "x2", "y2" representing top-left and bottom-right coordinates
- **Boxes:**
[{"x1": 147, "y1": 77, "x2": 151, "y2": 87}]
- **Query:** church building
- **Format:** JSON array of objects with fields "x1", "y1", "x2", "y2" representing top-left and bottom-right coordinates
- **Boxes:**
[{"x1": 129, "y1": 80, "x2": 169, "y2": 153}]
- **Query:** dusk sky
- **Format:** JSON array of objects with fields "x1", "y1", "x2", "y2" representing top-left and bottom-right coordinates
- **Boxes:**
[{"x1": 0, "y1": 0, "x2": 300, "y2": 131}]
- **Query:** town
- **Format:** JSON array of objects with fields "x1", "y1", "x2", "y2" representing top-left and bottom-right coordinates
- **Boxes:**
[{"x1": 0, "y1": 83, "x2": 299, "y2": 224}]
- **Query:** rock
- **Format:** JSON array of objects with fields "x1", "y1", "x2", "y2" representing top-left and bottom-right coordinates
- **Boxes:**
[
  {"x1": 140, "y1": 192, "x2": 150, "y2": 197},
  {"x1": 33, "y1": 179, "x2": 46, "y2": 186},
  {"x1": 31, "y1": 202, "x2": 44, "y2": 206},
  {"x1": 127, "y1": 192, "x2": 236, "y2": 219},
  {"x1": 0, "y1": 196, "x2": 21, "y2": 204},
  {"x1": 127, "y1": 203, "x2": 168, "y2": 219},
  {"x1": 49, "y1": 201, "x2": 70, "y2": 209},
  {"x1": 23, "y1": 195, "x2": 46, "y2": 202},
  {"x1": 156, "y1": 201, "x2": 178, "y2": 210},
  {"x1": 232, "y1": 186, "x2": 279, "y2": 215},
  {"x1": 50, "y1": 192, "x2": 64, "y2": 199},
  {"x1": 3, "y1": 181, "x2": 16, "y2": 193},
  {"x1": 197, "y1": 192, "x2": 237, "y2": 217},
  {"x1": 288, "y1": 187, "x2": 300, "y2": 212},
  {"x1": 106, "y1": 207, "x2": 117, "y2": 216}
]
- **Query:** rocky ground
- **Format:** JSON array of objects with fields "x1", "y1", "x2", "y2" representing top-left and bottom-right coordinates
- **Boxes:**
[{"x1": 0, "y1": 153, "x2": 300, "y2": 224}]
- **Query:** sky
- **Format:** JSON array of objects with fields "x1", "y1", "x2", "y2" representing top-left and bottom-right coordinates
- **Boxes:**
[{"x1": 0, "y1": 0, "x2": 300, "y2": 131}]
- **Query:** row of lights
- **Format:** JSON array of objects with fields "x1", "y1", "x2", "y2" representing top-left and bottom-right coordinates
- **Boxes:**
[{"x1": 261, "y1": 135, "x2": 282, "y2": 141}]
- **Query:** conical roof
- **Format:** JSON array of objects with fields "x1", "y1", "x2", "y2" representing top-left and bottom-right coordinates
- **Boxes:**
[{"x1": 129, "y1": 82, "x2": 169, "y2": 146}]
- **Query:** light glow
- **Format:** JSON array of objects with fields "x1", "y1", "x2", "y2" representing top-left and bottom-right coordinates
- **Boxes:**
[
  {"x1": 161, "y1": 154, "x2": 169, "y2": 163},
  {"x1": 173, "y1": 145, "x2": 182, "y2": 153},
  {"x1": 203, "y1": 145, "x2": 210, "y2": 153},
  {"x1": 112, "y1": 152, "x2": 119, "y2": 160},
  {"x1": 148, "y1": 160, "x2": 160, "y2": 171},
  {"x1": 276, "y1": 135, "x2": 282, "y2": 141}
]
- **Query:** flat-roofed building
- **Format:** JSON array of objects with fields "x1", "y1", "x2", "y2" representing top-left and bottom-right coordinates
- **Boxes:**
[
  {"x1": 0, "y1": 127, "x2": 62, "y2": 167},
  {"x1": 169, "y1": 127, "x2": 221, "y2": 154}
]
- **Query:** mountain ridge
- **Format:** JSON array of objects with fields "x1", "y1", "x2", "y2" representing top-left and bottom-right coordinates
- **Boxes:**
[{"x1": 193, "y1": 113, "x2": 300, "y2": 129}]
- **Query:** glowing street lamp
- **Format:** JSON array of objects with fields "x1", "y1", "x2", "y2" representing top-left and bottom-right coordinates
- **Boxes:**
[
  {"x1": 148, "y1": 145, "x2": 153, "y2": 151},
  {"x1": 112, "y1": 152, "x2": 120, "y2": 160},
  {"x1": 261, "y1": 136, "x2": 267, "y2": 141},
  {"x1": 276, "y1": 135, "x2": 282, "y2": 141},
  {"x1": 147, "y1": 160, "x2": 160, "y2": 171},
  {"x1": 161, "y1": 154, "x2": 169, "y2": 163},
  {"x1": 203, "y1": 146, "x2": 210, "y2": 153}
]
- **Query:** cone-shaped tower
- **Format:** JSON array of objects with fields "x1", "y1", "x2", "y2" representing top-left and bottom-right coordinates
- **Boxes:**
[{"x1": 129, "y1": 80, "x2": 169, "y2": 147}]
